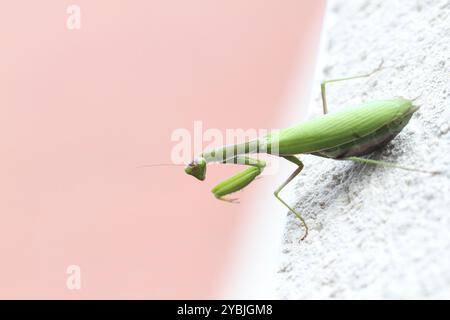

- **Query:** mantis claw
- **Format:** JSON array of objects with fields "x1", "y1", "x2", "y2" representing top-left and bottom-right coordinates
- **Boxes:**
[
  {"x1": 300, "y1": 227, "x2": 309, "y2": 241},
  {"x1": 218, "y1": 197, "x2": 240, "y2": 204},
  {"x1": 374, "y1": 58, "x2": 384, "y2": 72}
]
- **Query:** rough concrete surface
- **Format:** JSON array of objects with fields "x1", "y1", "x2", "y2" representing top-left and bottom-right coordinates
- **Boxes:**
[{"x1": 276, "y1": 0, "x2": 450, "y2": 299}]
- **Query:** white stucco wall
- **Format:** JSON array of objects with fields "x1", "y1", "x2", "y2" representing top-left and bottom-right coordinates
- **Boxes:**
[{"x1": 276, "y1": 0, "x2": 450, "y2": 299}]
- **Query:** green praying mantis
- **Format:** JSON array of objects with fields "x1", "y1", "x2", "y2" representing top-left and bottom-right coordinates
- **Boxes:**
[{"x1": 184, "y1": 61, "x2": 437, "y2": 240}]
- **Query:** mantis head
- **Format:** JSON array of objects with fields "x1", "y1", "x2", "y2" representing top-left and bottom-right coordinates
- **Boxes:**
[{"x1": 185, "y1": 157, "x2": 207, "y2": 181}]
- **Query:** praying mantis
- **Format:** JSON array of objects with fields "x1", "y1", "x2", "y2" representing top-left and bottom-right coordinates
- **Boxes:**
[{"x1": 184, "y1": 61, "x2": 436, "y2": 240}]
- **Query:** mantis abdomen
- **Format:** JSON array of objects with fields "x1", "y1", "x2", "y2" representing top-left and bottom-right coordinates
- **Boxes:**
[{"x1": 273, "y1": 98, "x2": 415, "y2": 156}]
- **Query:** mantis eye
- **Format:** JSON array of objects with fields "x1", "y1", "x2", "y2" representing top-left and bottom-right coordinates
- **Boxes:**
[{"x1": 185, "y1": 157, "x2": 207, "y2": 181}]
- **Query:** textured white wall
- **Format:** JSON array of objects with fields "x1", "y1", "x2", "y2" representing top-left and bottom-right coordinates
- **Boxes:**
[{"x1": 276, "y1": 0, "x2": 450, "y2": 299}]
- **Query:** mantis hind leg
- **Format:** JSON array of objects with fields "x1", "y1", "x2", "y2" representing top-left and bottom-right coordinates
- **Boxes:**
[
  {"x1": 273, "y1": 156, "x2": 308, "y2": 240},
  {"x1": 345, "y1": 156, "x2": 440, "y2": 174},
  {"x1": 211, "y1": 156, "x2": 266, "y2": 203},
  {"x1": 321, "y1": 60, "x2": 384, "y2": 114}
]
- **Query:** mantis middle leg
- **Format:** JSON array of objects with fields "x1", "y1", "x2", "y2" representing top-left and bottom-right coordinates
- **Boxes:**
[{"x1": 273, "y1": 156, "x2": 308, "y2": 240}]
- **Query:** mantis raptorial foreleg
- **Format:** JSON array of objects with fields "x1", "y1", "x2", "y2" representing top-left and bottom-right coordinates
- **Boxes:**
[
  {"x1": 211, "y1": 155, "x2": 266, "y2": 203},
  {"x1": 320, "y1": 60, "x2": 384, "y2": 114},
  {"x1": 273, "y1": 156, "x2": 308, "y2": 240}
]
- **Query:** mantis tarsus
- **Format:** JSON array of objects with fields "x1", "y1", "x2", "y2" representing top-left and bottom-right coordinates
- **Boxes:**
[{"x1": 185, "y1": 62, "x2": 437, "y2": 240}]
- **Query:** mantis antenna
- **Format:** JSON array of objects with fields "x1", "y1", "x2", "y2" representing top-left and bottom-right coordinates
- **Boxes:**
[{"x1": 136, "y1": 163, "x2": 185, "y2": 169}]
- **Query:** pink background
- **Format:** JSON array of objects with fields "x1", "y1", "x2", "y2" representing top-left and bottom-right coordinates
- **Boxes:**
[{"x1": 0, "y1": 1, "x2": 324, "y2": 298}]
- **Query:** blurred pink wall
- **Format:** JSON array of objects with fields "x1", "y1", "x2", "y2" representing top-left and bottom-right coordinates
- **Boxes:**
[{"x1": 0, "y1": 1, "x2": 324, "y2": 298}]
